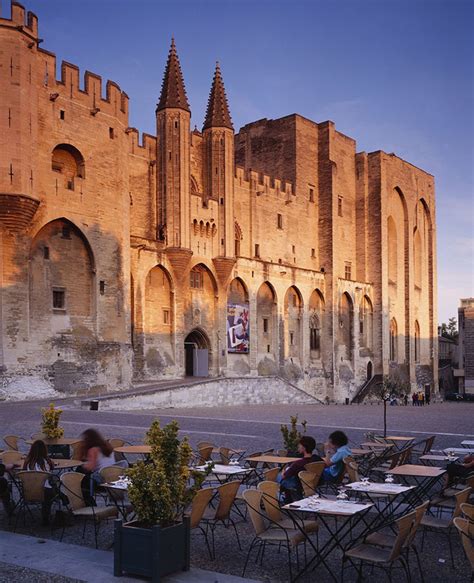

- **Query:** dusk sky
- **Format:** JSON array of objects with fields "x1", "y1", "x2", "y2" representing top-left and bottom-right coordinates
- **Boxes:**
[{"x1": 7, "y1": 0, "x2": 473, "y2": 324}]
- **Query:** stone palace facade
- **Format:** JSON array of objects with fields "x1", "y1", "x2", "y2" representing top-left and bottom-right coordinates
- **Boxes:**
[{"x1": 0, "y1": 1, "x2": 438, "y2": 401}]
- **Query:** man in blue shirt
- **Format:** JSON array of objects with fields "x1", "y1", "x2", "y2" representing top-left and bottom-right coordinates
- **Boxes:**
[{"x1": 322, "y1": 430, "x2": 351, "y2": 482}]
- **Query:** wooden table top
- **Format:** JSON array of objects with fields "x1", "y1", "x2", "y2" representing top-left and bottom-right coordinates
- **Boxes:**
[
  {"x1": 420, "y1": 454, "x2": 456, "y2": 462},
  {"x1": 351, "y1": 448, "x2": 374, "y2": 456},
  {"x1": 114, "y1": 445, "x2": 151, "y2": 454},
  {"x1": 387, "y1": 464, "x2": 446, "y2": 477},
  {"x1": 26, "y1": 438, "x2": 79, "y2": 446},
  {"x1": 461, "y1": 440, "x2": 474, "y2": 447},
  {"x1": 385, "y1": 436, "x2": 414, "y2": 442},
  {"x1": 52, "y1": 459, "x2": 82, "y2": 469},
  {"x1": 246, "y1": 454, "x2": 298, "y2": 464}
]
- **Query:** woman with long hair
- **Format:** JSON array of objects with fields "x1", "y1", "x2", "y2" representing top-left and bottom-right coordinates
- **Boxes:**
[
  {"x1": 23, "y1": 440, "x2": 55, "y2": 525},
  {"x1": 78, "y1": 429, "x2": 116, "y2": 504}
]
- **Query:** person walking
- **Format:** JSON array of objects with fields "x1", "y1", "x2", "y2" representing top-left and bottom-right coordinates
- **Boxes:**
[
  {"x1": 404, "y1": 393, "x2": 408, "y2": 406},
  {"x1": 413, "y1": 392, "x2": 418, "y2": 407},
  {"x1": 419, "y1": 391, "x2": 425, "y2": 406}
]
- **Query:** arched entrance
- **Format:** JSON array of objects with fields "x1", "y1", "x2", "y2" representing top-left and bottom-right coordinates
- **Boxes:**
[
  {"x1": 367, "y1": 361, "x2": 373, "y2": 381},
  {"x1": 184, "y1": 328, "x2": 210, "y2": 377}
]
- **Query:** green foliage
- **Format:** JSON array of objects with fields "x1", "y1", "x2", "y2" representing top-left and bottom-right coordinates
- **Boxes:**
[
  {"x1": 41, "y1": 403, "x2": 64, "y2": 439},
  {"x1": 126, "y1": 420, "x2": 205, "y2": 528},
  {"x1": 280, "y1": 415, "x2": 307, "y2": 452},
  {"x1": 440, "y1": 317, "x2": 458, "y2": 340}
]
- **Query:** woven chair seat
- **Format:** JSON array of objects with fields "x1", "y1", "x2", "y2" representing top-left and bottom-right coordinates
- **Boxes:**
[
  {"x1": 72, "y1": 505, "x2": 118, "y2": 519},
  {"x1": 421, "y1": 515, "x2": 451, "y2": 529},
  {"x1": 259, "y1": 527, "x2": 306, "y2": 547},
  {"x1": 345, "y1": 542, "x2": 392, "y2": 563},
  {"x1": 430, "y1": 495, "x2": 456, "y2": 508}
]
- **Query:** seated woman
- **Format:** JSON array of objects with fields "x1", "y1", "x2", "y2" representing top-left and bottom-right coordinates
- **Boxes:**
[
  {"x1": 78, "y1": 429, "x2": 116, "y2": 504},
  {"x1": 23, "y1": 440, "x2": 55, "y2": 525},
  {"x1": 322, "y1": 431, "x2": 352, "y2": 483},
  {"x1": 277, "y1": 436, "x2": 322, "y2": 501}
]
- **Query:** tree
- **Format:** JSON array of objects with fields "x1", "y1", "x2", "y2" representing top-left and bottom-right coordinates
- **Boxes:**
[
  {"x1": 368, "y1": 376, "x2": 411, "y2": 437},
  {"x1": 440, "y1": 317, "x2": 458, "y2": 341}
]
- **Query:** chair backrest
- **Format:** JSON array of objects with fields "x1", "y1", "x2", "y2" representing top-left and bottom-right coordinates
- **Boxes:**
[
  {"x1": 405, "y1": 501, "x2": 429, "y2": 546},
  {"x1": 197, "y1": 441, "x2": 214, "y2": 450},
  {"x1": 246, "y1": 451, "x2": 263, "y2": 468},
  {"x1": 16, "y1": 470, "x2": 50, "y2": 503},
  {"x1": 243, "y1": 489, "x2": 266, "y2": 536},
  {"x1": 2, "y1": 450, "x2": 23, "y2": 465},
  {"x1": 343, "y1": 457, "x2": 359, "y2": 483},
  {"x1": 388, "y1": 511, "x2": 416, "y2": 561},
  {"x1": 108, "y1": 438, "x2": 125, "y2": 449},
  {"x1": 215, "y1": 480, "x2": 240, "y2": 521},
  {"x1": 423, "y1": 435, "x2": 436, "y2": 454},
  {"x1": 30, "y1": 433, "x2": 45, "y2": 441},
  {"x1": 60, "y1": 472, "x2": 86, "y2": 511},
  {"x1": 276, "y1": 449, "x2": 288, "y2": 457},
  {"x1": 305, "y1": 461, "x2": 324, "y2": 474},
  {"x1": 454, "y1": 517, "x2": 474, "y2": 570},
  {"x1": 258, "y1": 480, "x2": 282, "y2": 522},
  {"x1": 100, "y1": 465, "x2": 124, "y2": 484},
  {"x1": 219, "y1": 446, "x2": 231, "y2": 465},
  {"x1": 461, "y1": 503, "x2": 474, "y2": 521},
  {"x1": 198, "y1": 446, "x2": 213, "y2": 464},
  {"x1": 298, "y1": 470, "x2": 319, "y2": 498},
  {"x1": 70, "y1": 441, "x2": 84, "y2": 461},
  {"x1": 189, "y1": 486, "x2": 214, "y2": 529},
  {"x1": 399, "y1": 446, "x2": 413, "y2": 466},
  {"x1": 388, "y1": 451, "x2": 401, "y2": 469},
  {"x1": 453, "y1": 488, "x2": 472, "y2": 520},
  {"x1": 3, "y1": 435, "x2": 19, "y2": 451},
  {"x1": 263, "y1": 467, "x2": 279, "y2": 482}
]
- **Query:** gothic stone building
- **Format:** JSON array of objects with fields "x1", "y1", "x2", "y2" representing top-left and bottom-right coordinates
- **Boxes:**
[{"x1": 0, "y1": 2, "x2": 438, "y2": 401}]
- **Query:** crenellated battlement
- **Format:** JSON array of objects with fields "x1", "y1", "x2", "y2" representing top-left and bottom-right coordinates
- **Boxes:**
[
  {"x1": 127, "y1": 128, "x2": 157, "y2": 157},
  {"x1": 0, "y1": 1, "x2": 38, "y2": 38},
  {"x1": 235, "y1": 166, "x2": 294, "y2": 197}
]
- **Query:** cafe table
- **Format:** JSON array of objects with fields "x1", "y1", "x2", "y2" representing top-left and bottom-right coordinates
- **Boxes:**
[
  {"x1": 102, "y1": 480, "x2": 132, "y2": 520},
  {"x1": 384, "y1": 436, "x2": 414, "y2": 450},
  {"x1": 52, "y1": 458, "x2": 82, "y2": 471},
  {"x1": 420, "y1": 454, "x2": 458, "y2": 465},
  {"x1": 386, "y1": 464, "x2": 446, "y2": 504},
  {"x1": 461, "y1": 440, "x2": 474, "y2": 448},
  {"x1": 283, "y1": 496, "x2": 373, "y2": 582},
  {"x1": 26, "y1": 437, "x2": 80, "y2": 459},
  {"x1": 351, "y1": 448, "x2": 374, "y2": 457},
  {"x1": 359, "y1": 442, "x2": 392, "y2": 450},
  {"x1": 194, "y1": 463, "x2": 252, "y2": 484},
  {"x1": 443, "y1": 447, "x2": 474, "y2": 456},
  {"x1": 245, "y1": 454, "x2": 298, "y2": 465}
]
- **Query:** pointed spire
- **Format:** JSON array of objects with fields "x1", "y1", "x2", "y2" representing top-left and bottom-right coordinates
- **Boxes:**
[
  {"x1": 157, "y1": 38, "x2": 190, "y2": 112},
  {"x1": 203, "y1": 62, "x2": 233, "y2": 131}
]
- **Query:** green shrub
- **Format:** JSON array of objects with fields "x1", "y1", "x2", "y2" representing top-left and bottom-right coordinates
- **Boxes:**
[{"x1": 280, "y1": 415, "x2": 307, "y2": 453}]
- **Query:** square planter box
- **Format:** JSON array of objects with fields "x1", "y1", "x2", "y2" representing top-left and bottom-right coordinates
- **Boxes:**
[{"x1": 114, "y1": 517, "x2": 190, "y2": 581}]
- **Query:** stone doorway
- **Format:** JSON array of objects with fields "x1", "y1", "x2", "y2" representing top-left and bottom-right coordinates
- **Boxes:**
[{"x1": 184, "y1": 328, "x2": 210, "y2": 377}]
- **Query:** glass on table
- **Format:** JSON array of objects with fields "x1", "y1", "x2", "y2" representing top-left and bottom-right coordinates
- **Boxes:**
[
  {"x1": 361, "y1": 476, "x2": 370, "y2": 485},
  {"x1": 385, "y1": 474, "x2": 394, "y2": 484},
  {"x1": 337, "y1": 486, "x2": 349, "y2": 500}
]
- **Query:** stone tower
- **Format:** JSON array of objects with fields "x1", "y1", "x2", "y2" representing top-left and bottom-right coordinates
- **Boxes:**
[{"x1": 156, "y1": 39, "x2": 191, "y2": 251}]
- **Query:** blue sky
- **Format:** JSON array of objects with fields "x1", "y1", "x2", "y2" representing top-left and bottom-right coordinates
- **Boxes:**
[{"x1": 7, "y1": 0, "x2": 473, "y2": 324}]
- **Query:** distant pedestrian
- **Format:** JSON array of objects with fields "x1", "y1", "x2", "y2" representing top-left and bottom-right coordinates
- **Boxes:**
[
  {"x1": 413, "y1": 393, "x2": 418, "y2": 407},
  {"x1": 404, "y1": 394, "x2": 408, "y2": 406},
  {"x1": 419, "y1": 392, "x2": 425, "y2": 407},
  {"x1": 426, "y1": 393, "x2": 431, "y2": 405}
]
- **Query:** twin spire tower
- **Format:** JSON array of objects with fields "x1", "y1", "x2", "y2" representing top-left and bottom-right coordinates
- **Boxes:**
[{"x1": 156, "y1": 39, "x2": 234, "y2": 262}]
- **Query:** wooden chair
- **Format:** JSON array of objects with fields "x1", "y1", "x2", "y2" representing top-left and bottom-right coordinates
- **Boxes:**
[
  {"x1": 70, "y1": 441, "x2": 84, "y2": 461},
  {"x1": 197, "y1": 441, "x2": 214, "y2": 450},
  {"x1": 263, "y1": 467, "x2": 279, "y2": 482},
  {"x1": 258, "y1": 480, "x2": 319, "y2": 536},
  {"x1": 3, "y1": 436, "x2": 20, "y2": 451},
  {"x1": 461, "y1": 503, "x2": 474, "y2": 521},
  {"x1": 197, "y1": 446, "x2": 213, "y2": 465},
  {"x1": 421, "y1": 487, "x2": 472, "y2": 566},
  {"x1": 344, "y1": 457, "x2": 359, "y2": 483},
  {"x1": 298, "y1": 471, "x2": 319, "y2": 498},
  {"x1": 364, "y1": 501, "x2": 429, "y2": 579},
  {"x1": 187, "y1": 486, "x2": 215, "y2": 558},
  {"x1": 218, "y1": 446, "x2": 231, "y2": 465},
  {"x1": 14, "y1": 470, "x2": 51, "y2": 530},
  {"x1": 305, "y1": 461, "x2": 325, "y2": 475},
  {"x1": 108, "y1": 438, "x2": 129, "y2": 463},
  {"x1": 342, "y1": 510, "x2": 415, "y2": 581},
  {"x1": 242, "y1": 489, "x2": 308, "y2": 581},
  {"x1": 454, "y1": 517, "x2": 474, "y2": 575},
  {"x1": 200, "y1": 480, "x2": 242, "y2": 559},
  {"x1": 1, "y1": 451, "x2": 23, "y2": 466},
  {"x1": 60, "y1": 471, "x2": 118, "y2": 548}
]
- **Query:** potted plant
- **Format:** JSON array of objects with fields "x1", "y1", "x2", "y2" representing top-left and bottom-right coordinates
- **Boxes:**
[
  {"x1": 114, "y1": 420, "x2": 205, "y2": 581},
  {"x1": 280, "y1": 415, "x2": 307, "y2": 456},
  {"x1": 40, "y1": 403, "x2": 67, "y2": 458}
]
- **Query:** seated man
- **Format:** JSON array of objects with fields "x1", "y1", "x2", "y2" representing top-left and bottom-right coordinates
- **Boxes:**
[
  {"x1": 277, "y1": 436, "x2": 322, "y2": 501},
  {"x1": 322, "y1": 430, "x2": 352, "y2": 483}
]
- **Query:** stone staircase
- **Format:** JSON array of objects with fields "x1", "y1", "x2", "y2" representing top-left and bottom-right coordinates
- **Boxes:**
[{"x1": 351, "y1": 373, "x2": 383, "y2": 404}]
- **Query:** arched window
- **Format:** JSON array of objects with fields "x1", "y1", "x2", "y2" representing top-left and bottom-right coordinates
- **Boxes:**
[
  {"x1": 338, "y1": 292, "x2": 354, "y2": 360},
  {"x1": 234, "y1": 222, "x2": 242, "y2": 257},
  {"x1": 414, "y1": 228, "x2": 422, "y2": 289},
  {"x1": 390, "y1": 318, "x2": 398, "y2": 362},
  {"x1": 360, "y1": 295, "x2": 373, "y2": 350},
  {"x1": 51, "y1": 144, "x2": 85, "y2": 190},
  {"x1": 284, "y1": 286, "x2": 303, "y2": 359},
  {"x1": 414, "y1": 320, "x2": 420, "y2": 363},
  {"x1": 309, "y1": 313, "x2": 320, "y2": 352},
  {"x1": 309, "y1": 289, "x2": 324, "y2": 359}
]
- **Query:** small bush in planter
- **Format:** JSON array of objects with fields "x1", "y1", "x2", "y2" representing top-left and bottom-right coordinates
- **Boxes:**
[
  {"x1": 41, "y1": 403, "x2": 64, "y2": 439},
  {"x1": 114, "y1": 420, "x2": 206, "y2": 580},
  {"x1": 280, "y1": 415, "x2": 307, "y2": 456}
]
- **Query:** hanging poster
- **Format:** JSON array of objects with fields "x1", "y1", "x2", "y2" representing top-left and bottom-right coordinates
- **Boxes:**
[{"x1": 227, "y1": 304, "x2": 249, "y2": 353}]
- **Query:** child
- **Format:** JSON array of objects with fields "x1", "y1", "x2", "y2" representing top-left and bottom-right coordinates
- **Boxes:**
[{"x1": 322, "y1": 431, "x2": 352, "y2": 482}]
